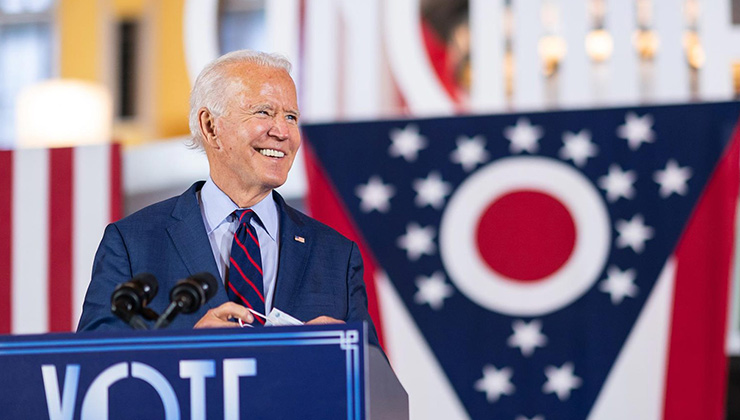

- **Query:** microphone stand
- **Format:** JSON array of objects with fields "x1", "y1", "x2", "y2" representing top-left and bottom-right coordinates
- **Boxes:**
[
  {"x1": 153, "y1": 298, "x2": 191, "y2": 330},
  {"x1": 127, "y1": 314, "x2": 150, "y2": 330},
  {"x1": 112, "y1": 302, "x2": 160, "y2": 330}
]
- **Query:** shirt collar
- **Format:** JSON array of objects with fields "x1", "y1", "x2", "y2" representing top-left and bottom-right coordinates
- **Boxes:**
[
  {"x1": 248, "y1": 188, "x2": 279, "y2": 241},
  {"x1": 200, "y1": 177, "x2": 279, "y2": 241}
]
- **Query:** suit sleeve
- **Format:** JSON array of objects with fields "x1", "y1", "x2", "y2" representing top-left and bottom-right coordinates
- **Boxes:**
[
  {"x1": 346, "y1": 241, "x2": 381, "y2": 348},
  {"x1": 76, "y1": 223, "x2": 135, "y2": 331}
]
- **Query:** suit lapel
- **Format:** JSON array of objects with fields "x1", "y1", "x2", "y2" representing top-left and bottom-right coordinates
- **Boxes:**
[
  {"x1": 272, "y1": 191, "x2": 311, "y2": 311},
  {"x1": 166, "y1": 182, "x2": 228, "y2": 310}
]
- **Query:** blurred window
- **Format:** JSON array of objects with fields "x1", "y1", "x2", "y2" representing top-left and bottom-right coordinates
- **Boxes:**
[
  {"x1": 0, "y1": 0, "x2": 54, "y2": 149},
  {"x1": 117, "y1": 20, "x2": 137, "y2": 119},
  {"x1": 219, "y1": 0, "x2": 267, "y2": 54}
]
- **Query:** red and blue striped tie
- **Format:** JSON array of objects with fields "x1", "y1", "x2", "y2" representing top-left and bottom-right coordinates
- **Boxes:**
[{"x1": 226, "y1": 209, "x2": 265, "y2": 324}]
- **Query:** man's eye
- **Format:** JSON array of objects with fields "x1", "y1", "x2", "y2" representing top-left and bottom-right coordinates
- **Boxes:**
[{"x1": 287, "y1": 115, "x2": 298, "y2": 122}]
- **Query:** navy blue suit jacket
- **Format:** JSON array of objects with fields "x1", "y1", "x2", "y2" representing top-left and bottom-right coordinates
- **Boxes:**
[{"x1": 77, "y1": 182, "x2": 379, "y2": 346}]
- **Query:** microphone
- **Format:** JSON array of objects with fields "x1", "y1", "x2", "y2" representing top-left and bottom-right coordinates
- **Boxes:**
[
  {"x1": 111, "y1": 273, "x2": 159, "y2": 330},
  {"x1": 154, "y1": 272, "x2": 218, "y2": 329}
]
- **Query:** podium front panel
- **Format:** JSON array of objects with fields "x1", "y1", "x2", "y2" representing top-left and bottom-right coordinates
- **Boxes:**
[{"x1": 0, "y1": 324, "x2": 366, "y2": 419}]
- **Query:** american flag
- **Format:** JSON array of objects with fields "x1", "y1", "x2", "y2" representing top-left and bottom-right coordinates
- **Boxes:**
[
  {"x1": 0, "y1": 144, "x2": 120, "y2": 335},
  {"x1": 303, "y1": 102, "x2": 740, "y2": 420}
]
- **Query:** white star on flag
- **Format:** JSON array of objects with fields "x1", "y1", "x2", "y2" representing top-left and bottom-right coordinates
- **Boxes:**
[
  {"x1": 450, "y1": 135, "x2": 490, "y2": 172},
  {"x1": 599, "y1": 265, "x2": 639, "y2": 305},
  {"x1": 598, "y1": 164, "x2": 637, "y2": 202},
  {"x1": 559, "y1": 129, "x2": 598, "y2": 167},
  {"x1": 504, "y1": 117, "x2": 544, "y2": 154},
  {"x1": 414, "y1": 271, "x2": 454, "y2": 310},
  {"x1": 542, "y1": 362, "x2": 582, "y2": 401},
  {"x1": 507, "y1": 319, "x2": 548, "y2": 357},
  {"x1": 413, "y1": 171, "x2": 452, "y2": 209},
  {"x1": 474, "y1": 365, "x2": 515, "y2": 403},
  {"x1": 654, "y1": 159, "x2": 692, "y2": 198},
  {"x1": 615, "y1": 214, "x2": 654, "y2": 254},
  {"x1": 388, "y1": 124, "x2": 427, "y2": 162},
  {"x1": 355, "y1": 176, "x2": 395, "y2": 213},
  {"x1": 617, "y1": 112, "x2": 655, "y2": 151},
  {"x1": 397, "y1": 222, "x2": 436, "y2": 261}
]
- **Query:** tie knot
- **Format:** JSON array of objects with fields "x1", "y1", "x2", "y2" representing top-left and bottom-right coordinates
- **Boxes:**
[{"x1": 234, "y1": 209, "x2": 259, "y2": 227}]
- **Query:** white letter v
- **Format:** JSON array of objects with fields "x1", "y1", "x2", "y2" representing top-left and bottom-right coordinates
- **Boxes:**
[{"x1": 42, "y1": 364, "x2": 80, "y2": 420}]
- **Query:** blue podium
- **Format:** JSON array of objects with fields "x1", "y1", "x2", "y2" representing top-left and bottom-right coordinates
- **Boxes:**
[{"x1": 0, "y1": 323, "x2": 407, "y2": 420}]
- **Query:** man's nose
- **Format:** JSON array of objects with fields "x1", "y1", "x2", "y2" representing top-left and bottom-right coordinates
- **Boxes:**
[{"x1": 269, "y1": 117, "x2": 290, "y2": 140}]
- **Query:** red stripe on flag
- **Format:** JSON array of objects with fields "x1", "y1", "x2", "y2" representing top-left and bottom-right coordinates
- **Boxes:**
[
  {"x1": 0, "y1": 150, "x2": 12, "y2": 334},
  {"x1": 110, "y1": 143, "x2": 122, "y2": 222},
  {"x1": 48, "y1": 148, "x2": 74, "y2": 332},
  {"x1": 663, "y1": 122, "x2": 740, "y2": 419},
  {"x1": 303, "y1": 142, "x2": 385, "y2": 349}
]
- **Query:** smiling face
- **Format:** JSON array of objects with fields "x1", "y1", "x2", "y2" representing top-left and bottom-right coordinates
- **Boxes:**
[{"x1": 200, "y1": 61, "x2": 301, "y2": 207}]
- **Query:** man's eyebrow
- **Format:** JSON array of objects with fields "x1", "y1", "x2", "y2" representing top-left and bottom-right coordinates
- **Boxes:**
[{"x1": 245, "y1": 103, "x2": 299, "y2": 118}]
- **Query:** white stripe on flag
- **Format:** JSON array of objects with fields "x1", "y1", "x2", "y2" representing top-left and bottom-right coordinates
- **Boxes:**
[
  {"x1": 12, "y1": 148, "x2": 49, "y2": 334},
  {"x1": 587, "y1": 258, "x2": 675, "y2": 420},
  {"x1": 378, "y1": 271, "x2": 470, "y2": 420},
  {"x1": 73, "y1": 145, "x2": 111, "y2": 328}
]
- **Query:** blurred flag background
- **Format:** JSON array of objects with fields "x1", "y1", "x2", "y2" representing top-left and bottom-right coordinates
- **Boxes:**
[{"x1": 1, "y1": 0, "x2": 740, "y2": 418}]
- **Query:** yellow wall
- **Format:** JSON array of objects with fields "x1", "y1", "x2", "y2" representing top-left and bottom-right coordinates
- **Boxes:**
[
  {"x1": 154, "y1": 0, "x2": 191, "y2": 139},
  {"x1": 113, "y1": 0, "x2": 145, "y2": 18},
  {"x1": 59, "y1": 0, "x2": 100, "y2": 81},
  {"x1": 58, "y1": 0, "x2": 192, "y2": 143}
]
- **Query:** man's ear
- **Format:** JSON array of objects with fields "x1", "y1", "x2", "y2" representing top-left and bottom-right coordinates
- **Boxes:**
[{"x1": 198, "y1": 108, "x2": 219, "y2": 149}]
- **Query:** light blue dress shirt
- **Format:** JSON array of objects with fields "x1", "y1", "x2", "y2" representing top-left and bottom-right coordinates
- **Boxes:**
[{"x1": 197, "y1": 177, "x2": 280, "y2": 315}]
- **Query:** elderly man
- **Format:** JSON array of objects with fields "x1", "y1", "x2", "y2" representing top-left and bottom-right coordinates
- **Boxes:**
[{"x1": 77, "y1": 50, "x2": 379, "y2": 346}]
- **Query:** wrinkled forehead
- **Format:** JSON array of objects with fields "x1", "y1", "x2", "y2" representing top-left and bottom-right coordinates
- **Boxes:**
[
  {"x1": 225, "y1": 62, "x2": 295, "y2": 88},
  {"x1": 224, "y1": 63, "x2": 297, "y2": 103}
]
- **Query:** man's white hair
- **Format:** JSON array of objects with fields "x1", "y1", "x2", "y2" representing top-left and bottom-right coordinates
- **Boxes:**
[{"x1": 187, "y1": 50, "x2": 293, "y2": 150}]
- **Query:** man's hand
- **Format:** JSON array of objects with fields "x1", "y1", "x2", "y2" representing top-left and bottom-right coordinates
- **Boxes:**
[
  {"x1": 194, "y1": 302, "x2": 255, "y2": 328},
  {"x1": 305, "y1": 316, "x2": 345, "y2": 325}
]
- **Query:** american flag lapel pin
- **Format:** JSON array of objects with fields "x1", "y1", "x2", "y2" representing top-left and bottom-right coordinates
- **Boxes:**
[{"x1": 294, "y1": 235, "x2": 305, "y2": 243}]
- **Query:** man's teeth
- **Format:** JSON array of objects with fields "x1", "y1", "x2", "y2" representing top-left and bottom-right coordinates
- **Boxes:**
[{"x1": 259, "y1": 149, "x2": 285, "y2": 158}]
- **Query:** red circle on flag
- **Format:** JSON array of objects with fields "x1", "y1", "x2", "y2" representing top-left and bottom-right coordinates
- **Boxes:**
[
  {"x1": 441, "y1": 156, "x2": 611, "y2": 316},
  {"x1": 476, "y1": 190, "x2": 576, "y2": 281}
]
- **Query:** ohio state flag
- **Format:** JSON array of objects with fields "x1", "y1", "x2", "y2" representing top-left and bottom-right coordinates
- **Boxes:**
[{"x1": 303, "y1": 102, "x2": 740, "y2": 420}]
